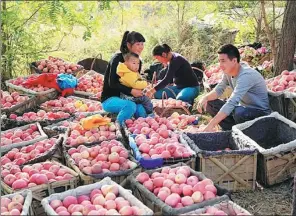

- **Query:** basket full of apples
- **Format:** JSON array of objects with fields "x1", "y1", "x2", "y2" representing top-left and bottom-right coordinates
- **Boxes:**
[
  {"x1": 181, "y1": 199, "x2": 252, "y2": 215},
  {"x1": 62, "y1": 114, "x2": 122, "y2": 149},
  {"x1": 1, "y1": 190, "x2": 33, "y2": 216},
  {"x1": 5, "y1": 75, "x2": 58, "y2": 104},
  {"x1": 1, "y1": 90, "x2": 37, "y2": 115},
  {"x1": 30, "y1": 56, "x2": 84, "y2": 75},
  {"x1": 128, "y1": 163, "x2": 230, "y2": 215},
  {"x1": 40, "y1": 96, "x2": 103, "y2": 114},
  {"x1": 7, "y1": 110, "x2": 72, "y2": 128},
  {"x1": 266, "y1": 70, "x2": 296, "y2": 96},
  {"x1": 41, "y1": 177, "x2": 154, "y2": 216},
  {"x1": 1, "y1": 136, "x2": 63, "y2": 168},
  {"x1": 1, "y1": 123, "x2": 48, "y2": 152},
  {"x1": 124, "y1": 117, "x2": 196, "y2": 169},
  {"x1": 152, "y1": 92, "x2": 192, "y2": 118},
  {"x1": 64, "y1": 140, "x2": 138, "y2": 185},
  {"x1": 1, "y1": 160, "x2": 79, "y2": 216},
  {"x1": 74, "y1": 70, "x2": 104, "y2": 100}
]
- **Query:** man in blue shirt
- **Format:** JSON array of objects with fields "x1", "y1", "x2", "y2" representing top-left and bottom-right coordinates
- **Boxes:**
[{"x1": 196, "y1": 44, "x2": 271, "y2": 131}]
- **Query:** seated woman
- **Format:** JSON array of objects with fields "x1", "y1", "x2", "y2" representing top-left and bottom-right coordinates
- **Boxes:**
[
  {"x1": 101, "y1": 31, "x2": 147, "y2": 124},
  {"x1": 145, "y1": 44, "x2": 200, "y2": 105}
]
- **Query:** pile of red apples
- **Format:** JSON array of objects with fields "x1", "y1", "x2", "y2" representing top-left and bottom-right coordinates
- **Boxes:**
[
  {"x1": 136, "y1": 166, "x2": 218, "y2": 208},
  {"x1": 1, "y1": 161, "x2": 75, "y2": 190},
  {"x1": 266, "y1": 70, "x2": 296, "y2": 93},
  {"x1": 1, "y1": 124, "x2": 41, "y2": 146},
  {"x1": 9, "y1": 76, "x2": 51, "y2": 92},
  {"x1": 1, "y1": 91, "x2": 29, "y2": 109},
  {"x1": 204, "y1": 65, "x2": 223, "y2": 85},
  {"x1": 35, "y1": 57, "x2": 81, "y2": 74},
  {"x1": 66, "y1": 122, "x2": 117, "y2": 146},
  {"x1": 1, "y1": 194, "x2": 27, "y2": 216},
  {"x1": 41, "y1": 97, "x2": 102, "y2": 113},
  {"x1": 68, "y1": 140, "x2": 137, "y2": 174},
  {"x1": 49, "y1": 185, "x2": 146, "y2": 215},
  {"x1": 76, "y1": 73, "x2": 104, "y2": 97},
  {"x1": 1, "y1": 137, "x2": 58, "y2": 166},
  {"x1": 9, "y1": 110, "x2": 70, "y2": 121}
]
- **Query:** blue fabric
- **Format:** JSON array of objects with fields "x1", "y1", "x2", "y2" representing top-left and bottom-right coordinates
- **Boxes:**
[
  {"x1": 134, "y1": 104, "x2": 147, "y2": 118},
  {"x1": 154, "y1": 85, "x2": 200, "y2": 104},
  {"x1": 102, "y1": 96, "x2": 147, "y2": 124},
  {"x1": 57, "y1": 74, "x2": 78, "y2": 90},
  {"x1": 121, "y1": 94, "x2": 153, "y2": 114},
  {"x1": 233, "y1": 106, "x2": 271, "y2": 124}
]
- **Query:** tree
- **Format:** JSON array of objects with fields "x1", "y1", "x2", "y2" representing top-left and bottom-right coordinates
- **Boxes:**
[{"x1": 274, "y1": 0, "x2": 296, "y2": 75}]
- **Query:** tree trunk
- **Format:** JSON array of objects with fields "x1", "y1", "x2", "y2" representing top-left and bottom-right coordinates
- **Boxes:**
[
  {"x1": 274, "y1": 0, "x2": 296, "y2": 75},
  {"x1": 1, "y1": 0, "x2": 11, "y2": 89},
  {"x1": 261, "y1": 0, "x2": 277, "y2": 61},
  {"x1": 255, "y1": 10, "x2": 262, "y2": 42}
]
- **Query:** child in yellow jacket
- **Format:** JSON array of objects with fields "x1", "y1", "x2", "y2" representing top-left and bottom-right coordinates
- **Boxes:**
[{"x1": 117, "y1": 52, "x2": 153, "y2": 114}]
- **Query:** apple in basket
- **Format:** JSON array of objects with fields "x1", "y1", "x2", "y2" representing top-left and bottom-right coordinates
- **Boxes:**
[
  {"x1": 2, "y1": 138, "x2": 57, "y2": 166},
  {"x1": 66, "y1": 122, "x2": 117, "y2": 146},
  {"x1": 9, "y1": 110, "x2": 70, "y2": 121},
  {"x1": 1, "y1": 125, "x2": 41, "y2": 147},
  {"x1": 68, "y1": 140, "x2": 137, "y2": 174},
  {"x1": 136, "y1": 165, "x2": 219, "y2": 208},
  {"x1": 1, "y1": 161, "x2": 75, "y2": 190},
  {"x1": 49, "y1": 185, "x2": 146, "y2": 215},
  {"x1": 266, "y1": 70, "x2": 296, "y2": 92},
  {"x1": 0, "y1": 91, "x2": 29, "y2": 108},
  {"x1": 134, "y1": 131, "x2": 191, "y2": 159},
  {"x1": 9, "y1": 76, "x2": 50, "y2": 92},
  {"x1": 1, "y1": 194, "x2": 25, "y2": 216}
]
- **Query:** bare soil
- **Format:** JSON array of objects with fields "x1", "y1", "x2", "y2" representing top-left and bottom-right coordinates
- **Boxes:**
[{"x1": 231, "y1": 180, "x2": 293, "y2": 215}]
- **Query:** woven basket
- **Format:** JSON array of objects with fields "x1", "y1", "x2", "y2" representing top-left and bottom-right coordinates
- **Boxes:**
[
  {"x1": 74, "y1": 70, "x2": 104, "y2": 98},
  {"x1": 30, "y1": 61, "x2": 84, "y2": 76},
  {"x1": 41, "y1": 177, "x2": 153, "y2": 216},
  {"x1": 1, "y1": 135, "x2": 62, "y2": 166},
  {"x1": 1, "y1": 122, "x2": 48, "y2": 152},
  {"x1": 183, "y1": 132, "x2": 258, "y2": 191},
  {"x1": 1, "y1": 190, "x2": 34, "y2": 216},
  {"x1": 181, "y1": 199, "x2": 252, "y2": 215},
  {"x1": 233, "y1": 112, "x2": 296, "y2": 186},
  {"x1": 1, "y1": 160, "x2": 79, "y2": 216},
  {"x1": 1, "y1": 94, "x2": 37, "y2": 115},
  {"x1": 5, "y1": 79, "x2": 58, "y2": 104},
  {"x1": 64, "y1": 141, "x2": 138, "y2": 185},
  {"x1": 126, "y1": 127, "x2": 196, "y2": 170},
  {"x1": 6, "y1": 113, "x2": 72, "y2": 129},
  {"x1": 40, "y1": 95, "x2": 103, "y2": 114},
  {"x1": 42, "y1": 118, "x2": 74, "y2": 137},
  {"x1": 62, "y1": 119, "x2": 123, "y2": 149},
  {"x1": 128, "y1": 162, "x2": 230, "y2": 215},
  {"x1": 152, "y1": 91, "x2": 191, "y2": 118}
]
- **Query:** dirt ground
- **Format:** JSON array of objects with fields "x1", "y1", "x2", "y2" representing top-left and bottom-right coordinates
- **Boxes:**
[{"x1": 231, "y1": 179, "x2": 293, "y2": 215}]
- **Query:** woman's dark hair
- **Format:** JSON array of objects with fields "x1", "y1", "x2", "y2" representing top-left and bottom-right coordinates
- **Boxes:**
[
  {"x1": 152, "y1": 44, "x2": 172, "y2": 56},
  {"x1": 218, "y1": 44, "x2": 240, "y2": 63},
  {"x1": 120, "y1": 31, "x2": 145, "y2": 54}
]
